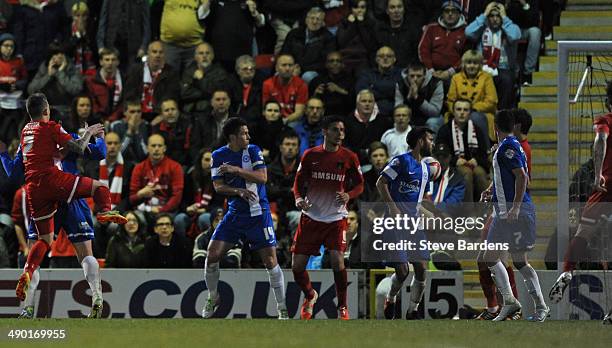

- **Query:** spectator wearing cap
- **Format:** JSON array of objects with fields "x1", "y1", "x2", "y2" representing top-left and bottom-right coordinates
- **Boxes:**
[
  {"x1": 28, "y1": 41, "x2": 84, "y2": 125},
  {"x1": 381, "y1": 104, "x2": 412, "y2": 158},
  {"x1": 418, "y1": 0, "x2": 467, "y2": 86},
  {"x1": 465, "y1": 1, "x2": 520, "y2": 109},
  {"x1": 0, "y1": 32, "x2": 26, "y2": 144},
  {"x1": 144, "y1": 213, "x2": 193, "y2": 268},
  {"x1": 436, "y1": 99, "x2": 489, "y2": 203},
  {"x1": 280, "y1": 6, "x2": 336, "y2": 84},
  {"x1": 13, "y1": 0, "x2": 69, "y2": 79}
]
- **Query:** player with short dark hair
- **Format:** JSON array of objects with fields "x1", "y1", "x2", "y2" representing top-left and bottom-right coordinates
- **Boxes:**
[
  {"x1": 482, "y1": 110, "x2": 549, "y2": 322},
  {"x1": 15, "y1": 93, "x2": 127, "y2": 306},
  {"x1": 549, "y1": 82, "x2": 612, "y2": 323},
  {"x1": 203, "y1": 117, "x2": 288, "y2": 319},
  {"x1": 292, "y1": 115, "x2": 364, "y2": 320},
  {"x1": 377, "y1": 126, "x2": 435, "y2": 320}
]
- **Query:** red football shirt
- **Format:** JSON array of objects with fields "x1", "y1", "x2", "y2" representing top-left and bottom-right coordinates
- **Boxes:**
[
  {"x1": 293, "y1": 145, "x2": 363, "y2": 223},
  {"x1": 20, "y1": 120, "x2": 72, "y2": 181},
  {"x1": 594, "y1": 113, "x2": 612, "y2": 188},
  {"x1": 262, "y1": 75, "x2": 308, "y2": 118},
  {"x1": 519, "y1": 138, "x2": 532, "y2": 178}
]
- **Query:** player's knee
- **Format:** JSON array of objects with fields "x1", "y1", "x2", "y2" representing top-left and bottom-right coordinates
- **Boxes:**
[{"x1": 292, "y1": 263, "x2": 305, "y2": 273}]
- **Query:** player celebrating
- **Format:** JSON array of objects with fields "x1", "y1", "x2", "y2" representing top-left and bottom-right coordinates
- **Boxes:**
[
  {"x1": 482, "y1": 110, "x2": 549, "y2": 322},
  {"x1": 15, "y1": 93, "x2": 127, "y2": 305},
  {"x1": 376, "y1": 127, "x2": 434, "y2": 320},
  {"x1": 292, "y1": 115, "x2": 364, "y2": 320},
  {"x1": 549, "y1": 82, "x2": 612, "y2": 322},
  {"x1": 1, "y1": 130, "x2": 107, "y2": 318},
  {"x1": 203, "y1": 117, "x2": 287, "y2": 319}
]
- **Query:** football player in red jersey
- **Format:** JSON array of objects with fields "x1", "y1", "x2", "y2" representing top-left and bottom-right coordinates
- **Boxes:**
[
  {"x1": 292, "y1": 115, "x2": 364, "y2": 320},
  {"x1": 15, "y1": 93, "x2": 127, "y2": 302},
  {"x1": 550, "y1": 81, "x2": 612, "y2": 312}
]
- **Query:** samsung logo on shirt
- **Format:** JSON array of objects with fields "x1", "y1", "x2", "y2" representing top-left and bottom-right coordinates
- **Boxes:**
[{"x1": 311, "y1": 171, "x2": 345, "y2": 181}]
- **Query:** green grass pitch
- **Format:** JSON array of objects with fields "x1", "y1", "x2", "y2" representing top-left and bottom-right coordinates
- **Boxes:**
[{"x1": 0, "y1": 319, "x2": 611, "y2": 347}]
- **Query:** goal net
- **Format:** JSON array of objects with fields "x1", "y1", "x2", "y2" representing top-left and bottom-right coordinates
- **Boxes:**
[{"x1": 557, "y1": 41, "x2": 612, "y2": 320}]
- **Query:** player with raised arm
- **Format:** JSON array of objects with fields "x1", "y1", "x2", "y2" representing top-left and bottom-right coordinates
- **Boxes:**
[
  {"x1": 376, "y1": 126, "x2": 434, "y2": 320},
  {"x1": 482, "y1": 110, "x2": 549, "y2": 322},
  {"x1": 1, "y1": 129, "x2": 108, "y2": 318},
  {"x1": 203, "y1": 117, "x2": 287, "y2": 319},
  {"x1": 15, "y1": 93, "x2": 127, "y2": 305},
  {"x1": 548, "y1": 82, "x2": 612, "y2": 323},
  {"x1": 292, "y1": 115, "x2": 364, "y2": 320}
]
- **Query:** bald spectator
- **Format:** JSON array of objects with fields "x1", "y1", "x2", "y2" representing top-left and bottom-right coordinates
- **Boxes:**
[
  {"x1": 151, "y1": 98, "x2": 192, "y2": 167},
  {"x1": 180, "y1": 42, "x2": 229, "y2": 115},
  {"x1": 355, "y1": 46, "x2": 402, "y2": 117},
  {"x1": 344, "y1": 89, "x2": 392, "y2": 155},
  {"x1": 130, "y1": 134, "x2": 184, "y2": 225},
  {"x1": 159, "y1": 0, "x2": 208, "y2": 75},
  {"x1": 125, "y1": 41, "x2": 180, "y2": 121},
  {"x1": 190, "y1": 89, "x2": 234, "y2": 161},
  {"x1": 97, "y1": 0, "x2": 150, "y2": 71},
  {"x1": 280, "y1": 6, "x2": 335, "y2": 83},
  {"x1": 262, "y1": 54, "x2": 308, "y2": 124},
  {"x1": 293, "y1": 97, "x2": 325, "y2": 157},
  {"x1": 310, "y1": 52, "x2": 355, "y2": 116}
]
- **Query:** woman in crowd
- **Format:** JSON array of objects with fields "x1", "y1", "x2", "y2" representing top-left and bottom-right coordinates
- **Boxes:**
[
  {"x1": 66, "y1": 94, "x2": 96, "y2": 134},
  {"x1": 105, "y1": 211, "x2": 147, "y2": 268},
  {"x1": 336, "y1": 0, "x2": 375, "y2": 73}
]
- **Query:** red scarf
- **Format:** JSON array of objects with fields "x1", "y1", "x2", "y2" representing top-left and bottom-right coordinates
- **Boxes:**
[{"x1": 99, "y1": 154, "x2": 124, "y2": 209}]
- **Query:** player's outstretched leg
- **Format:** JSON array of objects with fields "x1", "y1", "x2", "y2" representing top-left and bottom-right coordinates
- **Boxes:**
[
  {"x1": 406, "y1": 262, "x2": 427, "y2": 320},
  {"x1": 203, "y1": 258, "x2": 221, "y2": 318},
  {"x1": 517, "y1": 261, "x2": 549, "y2": 322},
  {"x1": 76, "y1": 178, "x2": 127, "y2": 225},
  {"x1": 384, "y1": 268, "x2": 408, "y2": 320},
  {"x1": 489, "y1": 261, "x2": 521, "y2": 321},
  {"x1": 16, "y1": 236, "x2": 51, "y2": 301},
  {"x1": 292, "y1": 254, "x2": 317, "y2": 320},
  {"x1": 18, "y1": 267, "x2": 39, "y2": 319},
  {"x1": 83, "y1": 256, "x2": 103, "y2": 318}
]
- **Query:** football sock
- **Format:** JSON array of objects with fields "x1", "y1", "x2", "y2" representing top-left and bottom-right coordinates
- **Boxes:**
[
  {"x1": 489, "y1": 261, "x2": 516, "y2": 304},
  {"x1": 23, "y1": 268, "x2": 40, "y2": 308},
  {"x1": 24, "y1": 240, "x2": 49, "y2": 278},
  {"x1": 407, "y1": 278, "x2": 426, "y2": 312},
  {"x1": 81, "y1": 256, "x2": 102, "y2": 301},
  {"x1": 387, "y1": 273, "x2": 405, "y2": 301},
  {"x1": 478, "y1": 261, "x2": 498, "y2": 309},
  {"x1": 93, "y1": 185, "x2": 112, "y2": 212},
  {"x1": 519, "y1": 264, "x2": 547, "y2": 308},
  {"x1": 333, "y1": 269, "x2": 348, "y2": 308},
  {"x1": 563, "y1": 236, "x2": 588, "y2": 273},
  {"x1": 292, "y1": 270, "x2": 314, "y2": 299},
  {"x1": 205, "y1": 260, "x2": 220, "y2": 299},
  {"x1": 266, "y1": 264, "x2": 286, "y2": 310},
  {"x1": 507, "y1": 265, "x2": 519, "y2": 298}
]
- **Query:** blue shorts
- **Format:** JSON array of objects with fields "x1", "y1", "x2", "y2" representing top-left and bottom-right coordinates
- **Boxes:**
[
  {"x1": 487, "y1": 213, "x2": 536, "y2": 252},
  {"x1": 28, "y1": 199, "x2": 94, "y2": 243},
  {"x1": 211, "y1": 210, "x2": 276, "y2": 251},
  {"x1": 382, "y1": 226, "x2": 430, "y2": 264}
]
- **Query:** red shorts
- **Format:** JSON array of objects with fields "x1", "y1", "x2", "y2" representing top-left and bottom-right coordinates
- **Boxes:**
[
  {"x1": 26, "y1": 169, "x2": 93, "y2": 236},
  {"x1": 291, "y1": 214, "x2": 347, "y2": 255},
  {"x1": 580, "y1": 190, "x2": 612, "y2": 225}
]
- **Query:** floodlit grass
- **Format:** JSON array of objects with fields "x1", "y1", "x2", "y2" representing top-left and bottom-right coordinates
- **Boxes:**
[{"x1": 0, "y1": 319, "x2": 611, "y2": 347}]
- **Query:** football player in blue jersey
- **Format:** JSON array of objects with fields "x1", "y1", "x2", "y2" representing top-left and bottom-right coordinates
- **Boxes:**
[
  {"x1": 481, "y1": 110, "x2": 549, "y2": 322},
  {"x1": 202, "y1": 117, "x2": 288, "y2": 319},
  {"x1": 376, "y1": 126, "x2": 435, "y2": 319}
]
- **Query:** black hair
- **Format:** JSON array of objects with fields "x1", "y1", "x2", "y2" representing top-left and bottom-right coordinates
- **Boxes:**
[
  {"x1": 321, "y1": 115, "x2": 344, "y2": 130},
  {"x1": 494, "y1": 109, "x2": 515, "y2": 133},
  {"x1": 406, "y1": 126, "x2": 434, "y2": 149},
  {"x1": 368, "y1": 141, "x2": 388, "y2": 157},
  {"x1": 222, "y1": 117, "x2": 248, "y2": 142},
  {"x1": 68, "y1": 94, "x2": 93, "y2": 132},
  {"x1": 263, "y1": 99, "x2": 281, "y2": 110},
  {"x1": 278, "y1": 128, "x2": 300, "y2": 146},
  {"x1": 348, "y1": 0, "x2": 366, "y2": 8},
  {"x1": 155, "y1": 212, "x2": 174, "y2": 225},
  {"x1": 26, "y1": 93, "x2": 49, "y2": 120},
  {"x1": 407, "y1": 61, "x2": 426, "y2": 72},
  {"x1": 514, "y1": 108, "x2": 533, "y2": 135}
]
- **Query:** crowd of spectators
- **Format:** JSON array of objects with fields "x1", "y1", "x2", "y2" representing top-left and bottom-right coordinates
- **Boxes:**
[{"x1": 0, "y1": 0, "x2": 556, "y2": 270}]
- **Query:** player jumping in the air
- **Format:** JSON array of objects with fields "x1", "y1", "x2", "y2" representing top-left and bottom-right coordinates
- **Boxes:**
[
  {"x1": 549, "y1": 82, "x2": 612, "y2": 316},
  {"x1": 476, "y1": 108, "x2": 533, "y2": 320},
  {"x1": 15, "y1": 93, "x2": 127, "y2": 305},
  {"x1": 203, "y1": 117, "x2": 287, "y2": 319},
  {"x1": 376, "y1": 127, "x2": 435, "y2": 320},
  {"x1": 482, "y1": 110, "x2": 549, "y2": 322},
  {"x1": 1, "y1": 129, "x2": 107, "y2": 318},
  {"x1": 292, "y1": 115, "x2": 364, "y2": 320}
]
